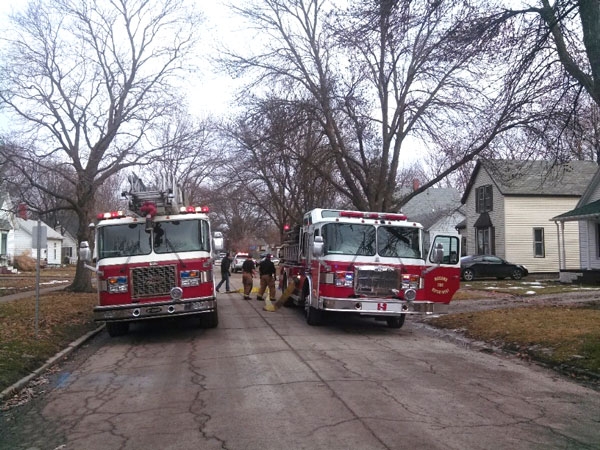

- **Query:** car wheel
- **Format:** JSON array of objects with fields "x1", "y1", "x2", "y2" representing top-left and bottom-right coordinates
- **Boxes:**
[
  {"x1": 106, "y1": 321, "x2": 129, "y2": 337},
  {"x1": 511, "y1": 269, "x2": 523, "y2": 280},
  {"x1": 462, "y1": 269, "x2": 474, "y2": 281},
  {"x1": 386, "y1": 315, "x2": 405, "y2": 329}
]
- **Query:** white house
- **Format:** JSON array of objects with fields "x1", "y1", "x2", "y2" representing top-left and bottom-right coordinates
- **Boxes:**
[
  {"x1": 0, "y1": 194, "x2": 63, "y2": 266},
  {"x1": 552, "y1": 166, "x2": 600, "y2": 283},
  {"x1": 57, "y1": 228, "x2": 78, "y2": 264}
]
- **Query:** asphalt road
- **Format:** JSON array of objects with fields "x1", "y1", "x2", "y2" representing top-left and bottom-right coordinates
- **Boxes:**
[{"x1": 1, "y1": 275, "x2": 599, "y2": 450}]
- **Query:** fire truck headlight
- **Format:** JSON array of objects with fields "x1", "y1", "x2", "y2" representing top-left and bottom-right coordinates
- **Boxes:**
[
  {"x1": 402, "y1": 274, "x2": 421, "y2": 290},
  {"x1": 334, "y1": 272, "x2": 353, "y2": 287},
  {"x1": 107, "y1": 276, "x2": 128, "y2": 293},
  {"x1": 180, "y1": 270, "x2": 200, "y2": 287}
]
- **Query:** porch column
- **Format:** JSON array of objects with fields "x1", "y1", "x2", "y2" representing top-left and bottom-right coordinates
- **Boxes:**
[
  {"x1": 587, "y1": 221, "x2": 592, "y2": 270},
  {"x1": 555, "y1": 221, "x2": 562, "y2": 271},
  {"x1": 561, "y1": 221, "x2": 567, "y2": 270}
]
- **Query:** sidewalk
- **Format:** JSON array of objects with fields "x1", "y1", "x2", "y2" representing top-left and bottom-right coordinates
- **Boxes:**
[{"x1": 0, "y1": 285, "x2": 68, "y2": 304}]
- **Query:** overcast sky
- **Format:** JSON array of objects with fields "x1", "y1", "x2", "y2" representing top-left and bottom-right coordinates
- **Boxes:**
[{"x1": 0, "y1": 0, "x2": 245, "y2": 122}]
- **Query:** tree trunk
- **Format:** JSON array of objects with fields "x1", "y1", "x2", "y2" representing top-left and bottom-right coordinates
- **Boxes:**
[{"x1": 67, "y1": 202, "x2": 94, "y2": 293}]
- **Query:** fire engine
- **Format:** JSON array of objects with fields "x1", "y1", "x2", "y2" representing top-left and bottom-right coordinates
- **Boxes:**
[
  {"x1": 279, "y1": 208, "x2": 460, "y2": 327},
  {"x1": 80, "y1": 175, "x2": 223, "y2": 337}
]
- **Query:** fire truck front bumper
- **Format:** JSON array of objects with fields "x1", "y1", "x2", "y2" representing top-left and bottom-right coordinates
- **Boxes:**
[
  {"x1": 94, "y1": 297, "x2": 217, "y2": 322},
  {"x1": 320, "y1": 297, "x2": 449, "y2": 316}
]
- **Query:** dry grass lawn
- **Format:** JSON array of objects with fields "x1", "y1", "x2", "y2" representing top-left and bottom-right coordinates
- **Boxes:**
[
  {"x1": 0, "y1": 292, "x2": 97, "y2": 393},
  {"x1": 0, "y1": 266, "x2": 75, "y2": 296},
  {"x1": 430, "y1": 304, "x2": 600, "y2": 373}
]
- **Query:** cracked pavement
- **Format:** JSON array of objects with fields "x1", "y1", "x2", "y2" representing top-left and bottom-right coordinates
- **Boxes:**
[{"x1": 1, "y1": 278, "x2": 599, "y2": 449}]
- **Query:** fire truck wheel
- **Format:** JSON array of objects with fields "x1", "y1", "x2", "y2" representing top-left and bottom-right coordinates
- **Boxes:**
[
  {"x1": 106, "y1": 321, "x2": 129, "y2": 337},
  {"x1": 306, "y1": 306, "x2": 325, "y2": 326},
  {"x1": 200, "y1": 310, "x2": 219, "y2": 328},
  {"x1": 386, "y1": 316, "x2": 405, "y2": 329}
]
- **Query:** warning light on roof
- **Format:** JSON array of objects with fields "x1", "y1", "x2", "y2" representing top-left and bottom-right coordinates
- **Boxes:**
[{"x1": 283, "y1": 224, "x2": 290, "y2": 231}]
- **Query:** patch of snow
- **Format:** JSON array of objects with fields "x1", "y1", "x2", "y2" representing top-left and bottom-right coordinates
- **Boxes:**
[
  {"x1": 525, "y1": 291, "x2": 536, "y2": 295},
  {"x1": 522, "y1": 282, "x2": 543, "y2": 285},
  {"x1": 39, "y1": 280, "x2": 70, "y2": 285},
  {"x1": 485, "y1": 287, "x2": 498, "y2": 290}
]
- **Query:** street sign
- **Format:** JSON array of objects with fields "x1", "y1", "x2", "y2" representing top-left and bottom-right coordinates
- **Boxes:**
[{"x1": 32, "y1": 226, "x2": 47, "y2": 249}]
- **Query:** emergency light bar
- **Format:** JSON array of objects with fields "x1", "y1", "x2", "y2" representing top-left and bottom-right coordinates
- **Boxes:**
[
  {"x1": 339, "y1": 211, "x2": 407, "y2": 221},
  {"x1": 179, "y1": 206, "x2": 210, "y2": 214},
  {"x1": 97, "y1": 211, "x2": 126, "y2": 220}
]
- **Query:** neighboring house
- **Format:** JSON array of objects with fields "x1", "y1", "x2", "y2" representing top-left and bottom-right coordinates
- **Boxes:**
[
  {"x1": 10, "y1": 217, "x2": 64, "y2": 266},
  {"x1": 461, "y1": 159, "x2": 598, "y2": 273},
  {"x1": 0, "y1": 193, "x2": 64, "y2": 266},
  {"x1": 552, "y1": 166, "x2": 600, "y2": 283},
  {"x1": 57, "y1": 227, "x2": 78, "y2": 264},
  {"x1": 401, "y1": 187, "x2": 465, "y2": 234}
]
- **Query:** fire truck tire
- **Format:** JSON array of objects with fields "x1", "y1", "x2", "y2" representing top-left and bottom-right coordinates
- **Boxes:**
[
  {"x1": 200, "y1": 310, "x2": 219, "y2": 328},
  {"x1": 386, "y1": 315, "x2": 405, "y2": 329},
  {"x1": 306, "y1": 306, "x2": 325, "y2": 326},
  {"x1": 106, "y1": 321, "x2": 129, "y2": 337}
]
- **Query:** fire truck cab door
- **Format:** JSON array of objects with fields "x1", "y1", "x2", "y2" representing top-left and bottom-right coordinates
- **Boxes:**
[{"x1": 424, "y1": 233, "x2": 461, "y2": 302}]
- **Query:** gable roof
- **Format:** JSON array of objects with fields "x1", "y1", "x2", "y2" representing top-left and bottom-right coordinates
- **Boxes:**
[
  {"x1": 15, "y1": 218, "x2": 64, "y2": 240},
  {"x1": 575, "y1": 166, "x2": 600, "y2": 208},
  {"x1": 400, "y1": 187, "x2": 462, "y2": 226},
  {"x1": 0, "y1": 218, "x2": 11, "y2": 230},
  {"x1": 461, "y1": 159, "x2": 599, "y2": 204}
]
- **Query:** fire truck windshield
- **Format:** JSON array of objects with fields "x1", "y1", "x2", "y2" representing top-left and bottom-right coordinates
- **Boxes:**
[
  {"x1": 323, "y1": 224, "x2": 376, "y2": 256},
  {"x1": 97, "y1": 223, "x2": 151, "y2": 259},
  {"x1": 377, "y1": 226, "x2": 421, "y2": 258},
  {"x1": 322, "y1": 223, "x2": 421, "y2": 259},
  {"x1": 153, "y1": 219, "x2": 210, "y2": 254}
]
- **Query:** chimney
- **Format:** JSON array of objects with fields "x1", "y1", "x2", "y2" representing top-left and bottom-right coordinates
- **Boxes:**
[
  {"x1": 412, "y1": 179, "x2": 420, "y2": 192},
  {"x1": 17, "y1": 203, "x2": 28, "y2": 220}
]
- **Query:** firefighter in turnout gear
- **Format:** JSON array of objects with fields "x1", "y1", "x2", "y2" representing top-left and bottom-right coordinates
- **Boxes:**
[{"x1": 256, "y1": 254, "x2": 276, "y2": 302}]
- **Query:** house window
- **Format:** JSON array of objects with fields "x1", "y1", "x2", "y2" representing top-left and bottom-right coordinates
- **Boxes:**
[
  {"x1": 475, "y1": 185, "x2": 493, "y2": 213},
  {"x1": 0, "y1": 232, "x2": 7, "y2": 255},
  {"x1": 461, "y1": 236, "x2": 467, "y2": 256},
  {"x1": 476, "y1": 228, "x2": 491, "y2": 255},
  {"x1": 53, "y1": 242, "x2": 57, "y2": 260},
  {"x1": 533, "y1": 228, "x2": 545, "y2": 258}
]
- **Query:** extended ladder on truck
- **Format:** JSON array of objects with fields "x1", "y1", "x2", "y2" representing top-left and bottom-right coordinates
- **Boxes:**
[{"x1": 122, "y1": 173, "x2": 185, "y2": 216}]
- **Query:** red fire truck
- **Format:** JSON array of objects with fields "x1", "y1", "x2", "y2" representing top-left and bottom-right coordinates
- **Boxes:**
[
  {"x1": 80, "y1": 176, "x2": 223, "y2": 336},
  {"x1": 279, "y1": 208, "x2": 461, "y2": 327}
]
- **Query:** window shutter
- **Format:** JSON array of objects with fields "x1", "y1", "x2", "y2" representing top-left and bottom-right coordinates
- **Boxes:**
[
  {"x1": 488, "y1": 185, "x2": 493, "y2": 211},
  {"x1": 491, "y1": 226, "x2": 496, "y2": 255},
  {"x1": 475, "y1": 187, "x2": 480, "y2": 213}
]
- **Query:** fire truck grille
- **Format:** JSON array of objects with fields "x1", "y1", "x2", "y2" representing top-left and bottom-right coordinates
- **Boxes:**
[
  {"x1": 354, "y1": 266, "x2": 398, "y2": 296},
  {"x1": 131, "y1": 265, "x2": 177, "y2": 299}
]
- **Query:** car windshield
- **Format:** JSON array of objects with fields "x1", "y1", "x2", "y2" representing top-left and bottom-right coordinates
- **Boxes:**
[
  {"x1": 323, "y1": 223, "x2": 376, "y2": 256},
  {"x1": 153, "y1": 219, "x2": 210, "y2": 254},
  {"x1": 97, "y1": 223, "x2": 151, "y2": 260},
  {"x1": 377, "y1": 226, "x2": 421, "y2": 258}
]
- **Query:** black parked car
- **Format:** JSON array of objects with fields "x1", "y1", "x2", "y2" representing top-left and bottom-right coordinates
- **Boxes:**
[{"x1": 460, "y1": 255, "x2": 528, "y2": 281}]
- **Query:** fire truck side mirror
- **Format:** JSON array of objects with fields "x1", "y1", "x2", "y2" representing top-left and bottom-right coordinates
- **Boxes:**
[
  {"x1": 432, "y1": 242, "x2": 444, "y2": 264},
  {"x1": 213, "y1": 232, "x2": 224, "y2": 252},
  {"x1": 79, "y1": 241, "x2": 91, "y2": 263},
  {"x1": 313, "y1": 235, "x2": 324, "y2": 257}
]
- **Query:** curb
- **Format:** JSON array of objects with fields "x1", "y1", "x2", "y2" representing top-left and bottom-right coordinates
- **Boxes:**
[{"x1": 0, "y1": 324, "x2": 105, "y2": 402}]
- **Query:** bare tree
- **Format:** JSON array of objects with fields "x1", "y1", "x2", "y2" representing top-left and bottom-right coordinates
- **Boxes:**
[
  {"x1": 225, "y1": 97, "x2": 340, "y2": 236},
  {"x1": 226, "y1": 0, "x2": 551, "y2": 212},
  {"x1": 0, "y1": 0, "x2": 201, "y2": 291}
]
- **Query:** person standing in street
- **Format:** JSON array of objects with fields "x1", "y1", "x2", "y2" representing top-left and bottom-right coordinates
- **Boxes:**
[
  {"x1": 256, "y1": 254, "x2": 276, "y2": 302},
  {"x1": 241, "y1": 255, "x2": 255, "y2": 300},
  {"x1": 216, "y1": 252, "x2": 232, "y2": 293}
]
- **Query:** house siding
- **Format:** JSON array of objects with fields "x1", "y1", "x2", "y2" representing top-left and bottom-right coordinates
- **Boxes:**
[
  {"x1": 505, "y1": 196, "x2": 580, "y2": 272},
  {"x1": 464, "y1": 167, "x2": 505, "y2": 258}
]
